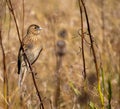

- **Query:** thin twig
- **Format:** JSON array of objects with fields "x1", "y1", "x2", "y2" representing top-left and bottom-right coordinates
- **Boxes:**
[
  {"x1": 101, "y1": 0, "x2": 105, "y2": 47},
  {"x1": 0, "y1": 27, "x2": 9, "y2": 109},
  {"x1": 0, "y1": 2, "x2": 9, "y2": 108},
  {"x1": 54, "y1": 40, "x2": 66, "y2": 109},
  {"x1": 77, "y1": 30, "x2": 91, "y2": 45},
  {"x1": 54, "y1": 56, "x2": 62, "y2": 109},
  {"x1": 78, "y1": 0, "x2": 86, "y2": 80},
  {"x1": 80, "y1": 0, "x2": 104, "y2": 108},
  {"x1": 80, "y1": 0, "x2": 99, "y2": 81},
  {"x1": 7, "y1": 13, "x2": 11, "y2": 41},
  {"x1": 21, "y1": 0, "x2": 24, "y2": 39},
  {"x1": 6, "y1": 0, "x2": 21, "y2": 43}
]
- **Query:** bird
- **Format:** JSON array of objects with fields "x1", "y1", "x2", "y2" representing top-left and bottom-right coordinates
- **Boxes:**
[{"x1": 17, "y1": 24, "x2": 43, "y2": 87}]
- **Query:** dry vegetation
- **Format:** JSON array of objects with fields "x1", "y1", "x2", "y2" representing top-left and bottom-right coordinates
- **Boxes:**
[{"x1": 0, "y1": 0, "x2": 120, "y2": 109}]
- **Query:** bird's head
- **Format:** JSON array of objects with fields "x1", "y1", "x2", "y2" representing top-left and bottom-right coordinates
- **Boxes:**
[{"x1": 27, "y1": 24, "x2": 42, "y2": 35}]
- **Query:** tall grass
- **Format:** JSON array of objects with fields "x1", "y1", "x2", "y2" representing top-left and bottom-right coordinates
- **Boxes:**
[{"x1": 0, "y1": 0, "x2": 119, "y2": 108}]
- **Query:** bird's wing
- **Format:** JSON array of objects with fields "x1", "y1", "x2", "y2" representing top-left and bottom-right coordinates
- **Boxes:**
[
  {"x1": 17, "y1": 46, "x2": 22, "y2": 74},
  {"x1": 31, "y1": 47, "x2": 43, "y2": 65},
  {"x1": 17, "y1": 45, "x2": 29, "y2": 74}
]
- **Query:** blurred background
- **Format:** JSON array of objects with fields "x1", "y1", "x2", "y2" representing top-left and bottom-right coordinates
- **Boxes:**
[{"x1": 0, "y1": 0, "x2": 120, "y2": 109}]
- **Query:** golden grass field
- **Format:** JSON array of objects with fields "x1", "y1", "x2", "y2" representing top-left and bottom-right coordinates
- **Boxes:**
[{"x1": 0, "y1": 0, "x2": 120, "y2": 109}]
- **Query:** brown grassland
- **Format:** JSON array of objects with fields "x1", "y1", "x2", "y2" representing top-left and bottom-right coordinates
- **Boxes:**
[{"x1": 0, "y1": 0, "x2": 120, "y2": 109}]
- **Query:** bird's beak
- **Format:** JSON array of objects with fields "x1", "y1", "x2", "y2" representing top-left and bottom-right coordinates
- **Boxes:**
[
  {"x1": 37, "y1": 27, "x2": 43, "y2": 34},
  {"x1": 39, "y1": 27, "x2": 43, "y2": 30}
]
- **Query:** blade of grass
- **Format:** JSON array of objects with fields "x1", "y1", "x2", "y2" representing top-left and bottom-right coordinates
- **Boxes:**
[
  {"x1": 0, "y1": 25, "x2": 9, "y2": 109},
  {"x1": 89, "y1": 101, "x2": 98, "y2": 109},
  {"x1": 107, "y1": 79, "x2": 112, "y2": 109}
]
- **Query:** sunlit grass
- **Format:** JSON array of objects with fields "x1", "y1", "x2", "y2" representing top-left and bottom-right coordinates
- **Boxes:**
[{"x1": 0, "y1": 0, "x2": 119, "y2": 108}]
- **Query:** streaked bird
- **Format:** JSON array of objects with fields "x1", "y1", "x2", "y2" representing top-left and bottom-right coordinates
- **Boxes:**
[{"x1": 18, "y1": 24, "x2": 43, "y2": 86}]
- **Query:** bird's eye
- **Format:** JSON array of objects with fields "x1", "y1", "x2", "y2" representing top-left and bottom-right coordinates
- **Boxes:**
[
  {"x1": 34, "y1": 26, "x2": 37, "y2": 29},
  {"x1": 34, "y1": 26, "x2": 39, "y2": 30}
]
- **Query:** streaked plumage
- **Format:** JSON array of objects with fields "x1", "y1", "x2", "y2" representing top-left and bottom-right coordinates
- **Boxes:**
[{"x1": 18, "y1": 24, "x2": 43, "y2": 86}]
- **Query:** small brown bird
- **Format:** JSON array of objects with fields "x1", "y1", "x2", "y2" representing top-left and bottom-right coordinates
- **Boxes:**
[{"x1": 18, "y1": 24, "x2": 43, "y2": 86}]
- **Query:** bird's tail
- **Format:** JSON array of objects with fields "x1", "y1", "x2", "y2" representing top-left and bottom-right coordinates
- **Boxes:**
[{"x1": 18, "y1": 66, "x2": 27, "y2": 87}]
